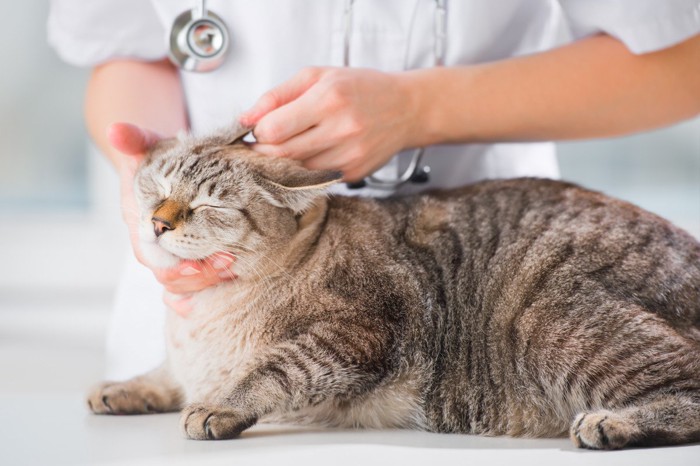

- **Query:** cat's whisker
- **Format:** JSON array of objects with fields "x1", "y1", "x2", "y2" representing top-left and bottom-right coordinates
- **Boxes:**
[
  {"x1": 235, "y1": 252, "x2": 282, "y2": 295},
  {"x1": 219, "y1": 240, "x2": 294, "y2": 282},
  {"x1": 223, "y1": 254, "x2": 277, "y2": 296},
  {"x1": 231, "y1": 252, "x2": 275, "y2": 287},
  {"x1": 230, "y1": 248, "x2": 292, "y2": 281}
]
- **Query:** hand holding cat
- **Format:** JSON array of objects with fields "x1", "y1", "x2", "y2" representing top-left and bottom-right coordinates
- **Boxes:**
[
  {"x1": 239, "y1": 67, "x2": 420, "y2": 182},
  {"x1": 107, "y1": 123, "x2": 236, "y2": 316}
]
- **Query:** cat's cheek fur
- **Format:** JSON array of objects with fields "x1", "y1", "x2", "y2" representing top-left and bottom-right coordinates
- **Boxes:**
[
  {"x1": 137, "y1": 217, "x2": 181, "y2": 268},
  {"x1": 140, "y1": 240, "x2": 181, "y2": 269}
]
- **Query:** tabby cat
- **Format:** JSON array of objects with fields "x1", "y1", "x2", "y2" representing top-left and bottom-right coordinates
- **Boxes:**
[{"x1": 88, "y1": 124, "x2": 700, "y2": 449}]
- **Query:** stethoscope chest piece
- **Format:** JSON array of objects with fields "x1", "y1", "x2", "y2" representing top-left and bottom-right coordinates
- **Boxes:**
[{"x1": 169, "y1": 2, "x2": 229, "y2": 72}]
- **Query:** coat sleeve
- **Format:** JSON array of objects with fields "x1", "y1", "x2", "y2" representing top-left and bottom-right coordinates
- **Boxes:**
[
  {"x1": 558, "y1": 0, "x2": 700, "y2": 53},
  {"x1": 47, "y1": 0, "x2": 168, "y2": 66}
]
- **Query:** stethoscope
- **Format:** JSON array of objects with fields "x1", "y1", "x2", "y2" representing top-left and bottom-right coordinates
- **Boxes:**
[
  {"x1": 168, "y1": 0, "x2": 447, "y2": 190},
  {"x1": 168, "y1": 0, "x2": 228, "y2": 72}
]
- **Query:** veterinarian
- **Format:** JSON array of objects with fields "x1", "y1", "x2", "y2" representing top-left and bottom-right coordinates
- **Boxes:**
[{"x1": 48, "y1": 0, "x2": 700, "y2": 380}]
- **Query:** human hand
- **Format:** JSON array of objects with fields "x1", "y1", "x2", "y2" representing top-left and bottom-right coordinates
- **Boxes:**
[
  {"x1": 239, "y1": 67, "x2": 420, "y2": 182},
  {"x1": 107, "y1": 123, "x2": 237, "y2": 317}
]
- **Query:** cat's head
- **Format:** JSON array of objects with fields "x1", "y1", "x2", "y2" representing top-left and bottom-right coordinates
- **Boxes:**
[{"x1": 133, "y1": 123, "x2": 342, "y2": 271}]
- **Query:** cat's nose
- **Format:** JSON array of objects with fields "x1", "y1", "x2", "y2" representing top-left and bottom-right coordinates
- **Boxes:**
[{"x1": 152, "y1": 217, "x2": 174, "y2": 237}]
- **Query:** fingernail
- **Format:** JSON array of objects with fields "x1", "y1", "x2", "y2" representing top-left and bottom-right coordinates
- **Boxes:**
[
  {"x1": 239, "y1": 113, "x2": 255, "y2": 127},
  {"x1": 181, "y1": 266, "x2": 200, "y2": 276},
  {"x1": 212, "y1": 255, "x2": 235, "y2": 270}
]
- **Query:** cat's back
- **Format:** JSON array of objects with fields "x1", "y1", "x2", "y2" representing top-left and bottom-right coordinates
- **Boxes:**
[
  {"x1": 365, "y1": 178, "x2": 700, "y2": 435},
  {"x1": 316, "y1": 178, "x2": 700, "y2": 350},
  {"x1": 393, "y1": 178, "x2": 700, "y2": 326}
]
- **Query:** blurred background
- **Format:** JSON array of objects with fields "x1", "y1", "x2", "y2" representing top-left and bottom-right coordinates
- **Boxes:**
[{"x1": 0, "y1": 2, "x2": 698, "y2": 387}]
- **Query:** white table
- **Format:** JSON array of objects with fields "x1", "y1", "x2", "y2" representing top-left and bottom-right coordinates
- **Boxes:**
[{"x1": 1, "y1": 294, "x2": 698, "y2": 466}]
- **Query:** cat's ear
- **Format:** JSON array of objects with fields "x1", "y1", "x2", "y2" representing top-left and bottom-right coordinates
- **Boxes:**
[
  {"x1": 208, "y1": 121, "x2": 253, "y2": 146},
  {"x1": 255, "y1": 165, "x2": 343, "y2": 213},
  {"x1": 140, "y1": 137, "x2": 182, "y2": 169},
  {"x1": 149, "y1": 137, "x2": 179, "y2": 156}
]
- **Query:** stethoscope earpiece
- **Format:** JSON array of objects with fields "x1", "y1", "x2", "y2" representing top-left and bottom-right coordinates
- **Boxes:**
[{"x1": 168, "y1": 0, "x2": 229, "y2": 72}]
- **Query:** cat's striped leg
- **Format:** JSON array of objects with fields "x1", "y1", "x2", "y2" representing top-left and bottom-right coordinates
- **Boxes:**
[
  {"x1": 181, "y1": 325, "x2": 395, "y2": 440},
  {"x1": 88, "y1": 364, "x2": 183, "y2": 415},
  {"x1": 571, "y1": 391, "x2": 700, "y2": 449}
]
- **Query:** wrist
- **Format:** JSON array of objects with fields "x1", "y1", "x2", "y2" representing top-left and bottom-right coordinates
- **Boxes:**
[
  {"x1": 396, "y1": 68, "x2": 455, "y2": 148},
  {"x1": 398, "y1": 67, "x2": 484, "y2": 147}
]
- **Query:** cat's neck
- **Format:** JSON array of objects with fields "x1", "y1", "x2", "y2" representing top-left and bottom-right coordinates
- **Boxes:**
[
  {"x1": 275, "y1": 198, "x2": 330, "y2": 271},
  {"x1": 230, "y1": 198, "x2": 330, "y2": 285}
]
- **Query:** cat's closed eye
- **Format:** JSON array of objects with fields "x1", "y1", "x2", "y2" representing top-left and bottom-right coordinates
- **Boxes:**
[{"x1": 191, "y1": 204, "x2": 226, "y2": 212}]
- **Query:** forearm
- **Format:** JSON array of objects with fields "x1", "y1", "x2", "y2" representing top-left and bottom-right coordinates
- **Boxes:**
[
  {"x1": 85, "y1": 59, "x2": 188, "y2": 171},
  {"x1": 405, "y1": 33, "x2": 700, "y2": 146}
]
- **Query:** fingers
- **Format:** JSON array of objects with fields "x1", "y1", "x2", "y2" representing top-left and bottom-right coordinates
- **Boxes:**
[
  {"x1": 253, "y1": 130, "x2": 387, "y2": 182},
  {"x1": 253, "y1": 99, "x2": 321, "y2": 145},
  {"x1": 163, "y1": 291, "x2": 194, "y2": 318},
  {"x1": 107, "y1": 122, "x2": 162, "y2": 156},
  {"x1": 302, "y1": 147, "x2": 365, "y2": 182},
  {"x1": 152, "y1": 253, "x2": 237, "y2": 295},
  {"x1": 303, "y1": 151, "x2": 351, "y2": 178},
  {"x1": 252, "y1": 125, "x2": 331, "y2": 161},
  {"x1": 239, "y1": 67, "x2": 323, "y2": 127}
]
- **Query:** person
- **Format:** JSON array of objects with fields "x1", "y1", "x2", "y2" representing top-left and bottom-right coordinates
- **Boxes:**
[{"x1": 48, "y1": 0, "x2": 700, "y2": 380}]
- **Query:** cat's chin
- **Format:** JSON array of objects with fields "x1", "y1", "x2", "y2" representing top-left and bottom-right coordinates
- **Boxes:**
[{"x1": 140, "y1": 241, "x2": 181, "y2": 269}]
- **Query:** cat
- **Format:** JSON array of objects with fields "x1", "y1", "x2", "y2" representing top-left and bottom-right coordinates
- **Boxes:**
[{"x1": 87, "y1": 123, "x2": 700, "y2": 449}]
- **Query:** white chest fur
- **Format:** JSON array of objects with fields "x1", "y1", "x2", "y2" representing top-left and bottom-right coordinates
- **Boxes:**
[
  {"x1": 164, "y1": 282, "x2": 427, "y2": 430},
  {"x1": 165, "y1": 284, "x2": 262, "y2": 404}
]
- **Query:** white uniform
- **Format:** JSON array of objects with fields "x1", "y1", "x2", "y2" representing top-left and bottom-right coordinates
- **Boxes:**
[{"x1": 48, "y1": 0, "x2": 700, "y2": 380}]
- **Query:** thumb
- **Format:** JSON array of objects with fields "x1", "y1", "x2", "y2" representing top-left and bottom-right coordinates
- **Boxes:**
[
  {"x1": 239, "y1": 68, "x2": 323, "y2": 126},
  {"x1": 107, "y1": 122, "x2": 162, "y2": 158}
]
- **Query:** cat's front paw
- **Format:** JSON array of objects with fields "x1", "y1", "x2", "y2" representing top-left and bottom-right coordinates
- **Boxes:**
[
  {"x1": 181, "y1": 403, "x2": 257, "y2": 440},
  {"x1": 87, "y1": 381, "x2": 168, "y2": 415},
  {"x1": 570, "y1": 411, "x2": 640, "y2": 450}
]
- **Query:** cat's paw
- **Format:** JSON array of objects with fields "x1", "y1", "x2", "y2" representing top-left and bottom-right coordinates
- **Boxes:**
[
  {"x1": 570, "y1": 411, "x2": 639, "y2": 450},
  {"x1": 87, "y1": 381, "x2": 168, "y2": 415},
  {"x1": 181, "y1": 403, "x2": 257, "y2": 440}
]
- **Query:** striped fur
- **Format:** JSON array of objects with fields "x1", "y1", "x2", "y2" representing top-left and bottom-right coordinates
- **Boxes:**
[{"x1": 88, "y1": 127, "x2": 700, "y2": 449}]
